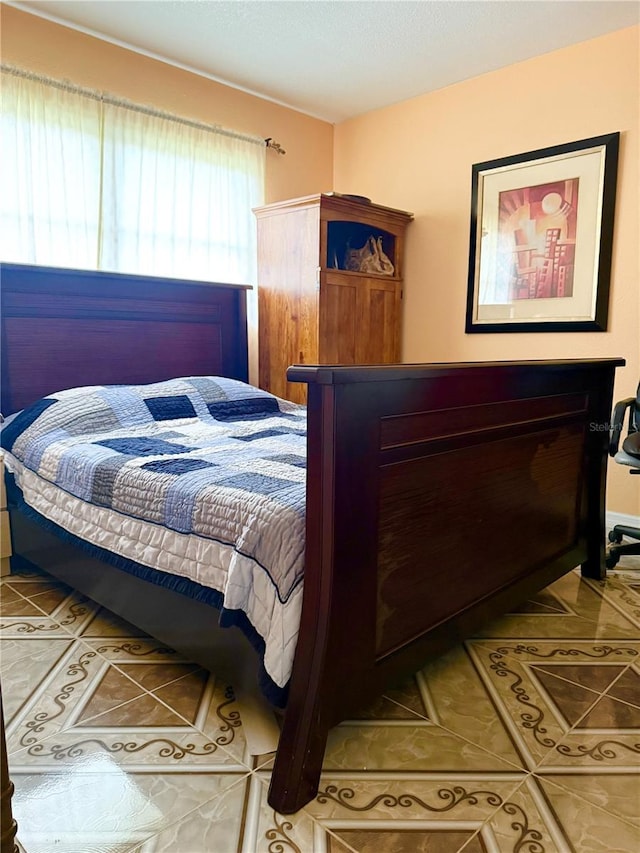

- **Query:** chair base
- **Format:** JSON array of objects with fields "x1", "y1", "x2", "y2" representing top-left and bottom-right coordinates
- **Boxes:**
[{"x1": 606, "y1": 525, "x2": 640, "y2": 569}]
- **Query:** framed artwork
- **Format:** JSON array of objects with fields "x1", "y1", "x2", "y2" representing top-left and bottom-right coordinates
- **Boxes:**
[{"x1": 465, "y1": 132, "x2": 619, "y2": 333}]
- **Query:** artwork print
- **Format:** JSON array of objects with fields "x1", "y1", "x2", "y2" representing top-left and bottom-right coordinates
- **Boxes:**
[
  {"x1": 465, "y1": 133, "x2": 619, "y2": 333},
  {"x1": 498, "y1": 178, "x2": 579, "y2": 301}
]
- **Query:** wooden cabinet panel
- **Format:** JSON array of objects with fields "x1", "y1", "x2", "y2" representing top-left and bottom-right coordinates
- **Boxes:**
[
  {"x1": 259, "y1": 286, "x2": 319, "y2": 401},
  {"x1": 320, "y1": 275, "x2": 400, "y2": 365},
  {"x1": 255, "y1": 194, "x2": 412, "y2": 403},
  {"x1": 0, "y1": 512, "x2": 10, "y2": 559},
  {"x1": 319, "y1": 279, "x2": 358, "y2": 364},
  {"x1": 257, "y1": 205, "x2": 320, "y2": 402},
  {"x1": 356, "y1": 279, "x2": 401, "y2": 364}
]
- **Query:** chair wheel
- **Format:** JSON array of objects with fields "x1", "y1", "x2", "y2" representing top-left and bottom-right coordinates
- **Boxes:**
[
  {"x1": 606, "y1": 550, "x2": 621, "y2": 569},
  {"x1": 608, "y1": 530, "x2": 623, "y2": 544}
]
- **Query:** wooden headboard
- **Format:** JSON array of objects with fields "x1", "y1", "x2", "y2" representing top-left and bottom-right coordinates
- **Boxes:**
[{"x1": 1, "y1": 263, "x2": 250, "y2": 414}]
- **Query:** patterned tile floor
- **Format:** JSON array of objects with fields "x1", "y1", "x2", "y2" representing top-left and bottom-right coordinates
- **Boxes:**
[{"x1": 1, "y1": 556, "x2": 639, "y2": 853}]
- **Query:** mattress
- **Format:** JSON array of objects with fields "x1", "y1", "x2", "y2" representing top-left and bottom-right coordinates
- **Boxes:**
[{"x1": 1, "y1": 376, "x2": 308, "y2": 702}]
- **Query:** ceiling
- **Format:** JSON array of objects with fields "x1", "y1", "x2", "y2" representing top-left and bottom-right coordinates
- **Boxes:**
[{"x1": 9, "y1": 1, "x2": 640, "y2": 123}]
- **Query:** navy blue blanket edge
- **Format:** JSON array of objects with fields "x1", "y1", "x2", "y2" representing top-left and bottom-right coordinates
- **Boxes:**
[{"x1": 4, "y1": 472, "x2": 289, "y2": 709}]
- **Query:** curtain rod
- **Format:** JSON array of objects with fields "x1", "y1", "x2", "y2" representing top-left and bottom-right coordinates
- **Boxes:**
[
  {"x1": 1, "y1": 64, "x2": 285, "y2": 153},
  {"x1": 265, "y1": 138, "x2": 286, "y2": 155}
]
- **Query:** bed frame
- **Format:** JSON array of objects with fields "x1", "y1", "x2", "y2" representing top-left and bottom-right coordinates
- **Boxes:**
[
  {"x1": 0, "y1": 263, "x2": 249, "y2": 412},
  {"x1": 1, "y1": 263, "x2": 623, "y2": 814}
]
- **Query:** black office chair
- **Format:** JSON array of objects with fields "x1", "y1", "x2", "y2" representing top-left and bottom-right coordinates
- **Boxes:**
[{"x1": 606, "y1": 382, "x2": 640, "y2": 569}]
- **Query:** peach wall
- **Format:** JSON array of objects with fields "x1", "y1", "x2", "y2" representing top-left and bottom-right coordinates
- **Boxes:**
[
  {"x1": 334, "y1": 27, "x2": 639, "y2": 517},
  {"x1": 0, "y1": 4, "x2": 333, "y2": 383}
]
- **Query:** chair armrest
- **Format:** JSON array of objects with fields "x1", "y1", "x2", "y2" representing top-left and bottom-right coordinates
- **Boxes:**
[{"x1": 609, "y1": 397, "x2": 635, "y2": 455}]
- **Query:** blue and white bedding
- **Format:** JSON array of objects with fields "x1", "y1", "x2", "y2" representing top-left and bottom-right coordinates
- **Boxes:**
[{"x1": 1, "y1": 377, "x2": 307, "y2": 704}]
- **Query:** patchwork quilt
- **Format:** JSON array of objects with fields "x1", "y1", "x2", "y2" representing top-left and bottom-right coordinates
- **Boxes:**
[{"x1": 1, "y1": 377, "x2": 307, "y2": 699}]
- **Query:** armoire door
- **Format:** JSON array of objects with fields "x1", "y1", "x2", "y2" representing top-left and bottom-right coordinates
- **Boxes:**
[{"x1": 319, "y1": 273, "x2": 400, "y2": 365}]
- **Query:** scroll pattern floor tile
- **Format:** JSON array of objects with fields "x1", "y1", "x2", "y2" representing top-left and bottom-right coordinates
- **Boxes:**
[{"x1": 3, "y1": 564, "x2": 639, "y2": 852}]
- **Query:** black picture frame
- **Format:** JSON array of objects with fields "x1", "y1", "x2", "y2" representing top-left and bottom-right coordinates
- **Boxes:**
[{"x1": 465, "y1": 132, "x2": 619, "y2": 333}]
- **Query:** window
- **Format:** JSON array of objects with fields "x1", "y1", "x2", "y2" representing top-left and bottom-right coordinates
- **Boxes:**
[{"x1": 0, "y1": 68, "x2": 265, "y2": 285}]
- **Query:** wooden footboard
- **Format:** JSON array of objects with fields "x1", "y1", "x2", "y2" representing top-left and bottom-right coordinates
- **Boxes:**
[{"x1": 270, "y1": 358, "x2": 622, "y2": 813}]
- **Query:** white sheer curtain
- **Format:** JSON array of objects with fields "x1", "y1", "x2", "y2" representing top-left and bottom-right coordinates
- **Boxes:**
[
  {"x1": 0, "y1": 69, "x2": 265, "y2": 285},
  {"x1": 0, "y1": 73, "x2": 102, "y2": 269}
]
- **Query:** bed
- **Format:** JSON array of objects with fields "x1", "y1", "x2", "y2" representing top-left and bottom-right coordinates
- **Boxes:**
[{"x1": 0, "y1": 262, "x2": 624, "y2": 814}]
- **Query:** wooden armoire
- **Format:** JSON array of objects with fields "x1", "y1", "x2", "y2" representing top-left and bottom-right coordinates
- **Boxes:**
[{"x1": 254, "y1": 193, "x2": 413, "y2": 403}]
